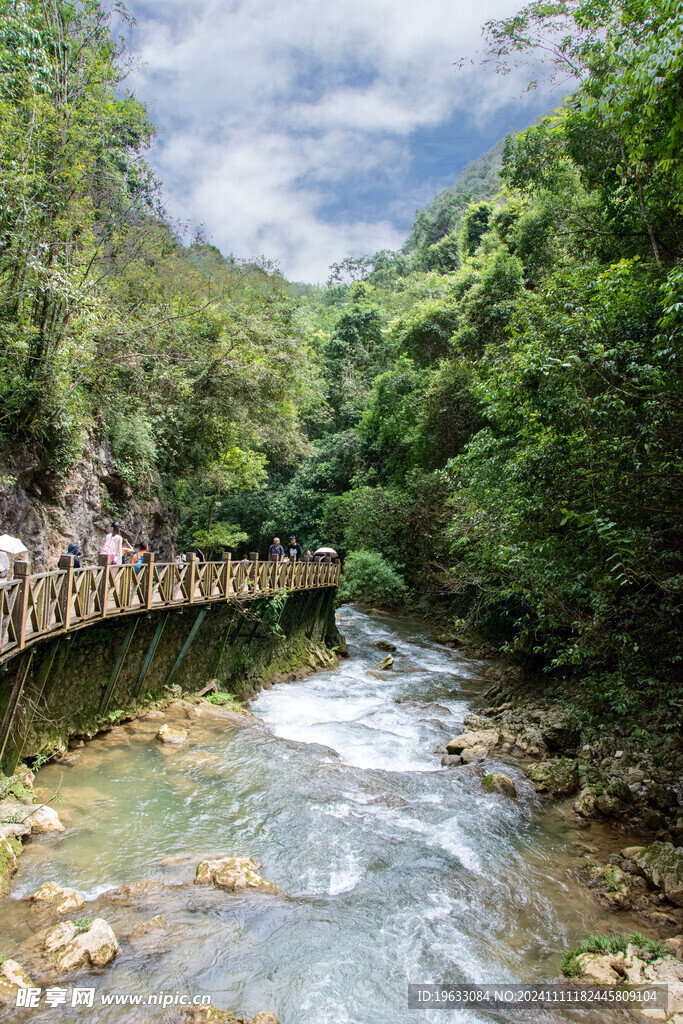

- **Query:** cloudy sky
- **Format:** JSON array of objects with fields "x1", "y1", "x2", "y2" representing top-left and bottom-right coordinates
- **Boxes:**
[{"x1": 121, "y1": 1, "x2": 552, "y2": 282}]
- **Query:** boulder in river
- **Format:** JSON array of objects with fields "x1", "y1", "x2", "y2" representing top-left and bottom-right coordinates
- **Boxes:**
[
  {"x1": 482, "y1": 774, "x2": 517, "y2": 798},
  {"x1": 527, "y1": 758, "x2": 579, "y2": 796},
  {"x1": 185, "y1": 1008, "x2": 281, "y2": 1024},
  {"x1": 441, "y1": 754, "x2": 462, "y2": 767},
  {"x1": 0, "y1": 836, "x2": 20, "y2": 893},
  {"x1": 155, "y1": 724, "x2": 188, "y2": 745},
  {"x1": 375, "y1": 640, "x2": 397, "y2": 652},
  {"x1": 461, "y1": 746, "x2": 488, "y2": 764},
  {"x1": 639, "y1": 843, "x2": 683, "y2": 906},
  {"x1": 45, "y1": 917, "x2": 119, "y2": 972},
  {"x1": 194, "y1": 855, "x2": 280, "y2": 895},
  {"x1": 574, "y1": 952, "x2": 623, "y2": 986},
  {"x1": 0, "y1": 959, "x2": 35, "y2": 1005},
  {"x1": 666, "y1": 936, "x2": 683, "y2": 960},
  {"x1": 0, "y1": 798, "x2": 65, "y2": 838},
  {"x1": 368, "y1": 655, "x2": 393, "y2": 671},
  {"x1": 445, "y1": 730, "x2": 499, "y2": 755},
  {"x1": 573, "y1": 787, "x2": 598, "y2": 817},
  {"x1": 31, "y1": 881, "x2": 86, "y2": 914},
  {"x1": 128, "y1": 914, "x2": 168, "y2": 940}
]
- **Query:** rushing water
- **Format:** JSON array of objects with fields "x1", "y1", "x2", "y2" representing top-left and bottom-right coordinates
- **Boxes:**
[{"x1": 5, "y1": 606, "x2": 638, "y2": 1023}]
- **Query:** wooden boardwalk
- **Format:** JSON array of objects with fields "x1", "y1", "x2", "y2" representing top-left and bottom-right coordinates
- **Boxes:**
[{"x1": 0, "y1": 553, "x2": 340, "y2": 665}]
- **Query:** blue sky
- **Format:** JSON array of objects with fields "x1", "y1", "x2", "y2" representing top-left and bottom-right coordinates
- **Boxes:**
[{"x1": 121, "y1": 0, "x2": 554, "y2": 282}]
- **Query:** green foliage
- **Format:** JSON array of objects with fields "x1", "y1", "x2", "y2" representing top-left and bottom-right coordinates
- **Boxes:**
[
  {"x1": 73, "y1": 916, "x2": 93, "y2": 935},
  {"x1": 461, "y1": 202, "x2": 493, "y2": 256},
  {"x1": 338, "y1": 550, "x2": 409, "y2": 608},
  {"x1": 561, "y1": 931, "x2": 669, "y2": 977},
  {"x1": 192, "y1": 524, "x2": 248, "y2": 556},
  {"x1": 424, "y1": 233, "x2": 461, "y2": 274},
  {"x1": 107, "y1": 408, "x2": 158, "y2": 487},
  {"x1": 204, "y1": 691, "x2": 244, "y2": 709}
]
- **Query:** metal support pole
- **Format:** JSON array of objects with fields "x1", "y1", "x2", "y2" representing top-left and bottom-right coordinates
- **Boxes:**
[
  {"x1": 99, "y1": 618, "x2": 139, "y2": 716},
  {"x1": 2, "y1": 640, "x2": 59, "y2": 776},
  {"x1": 165, "y1": 607, "x2": 207, "y2": 687},
  {"x1": 135, "y1": 612, "x2": 169, "y2": 697},
  {"x1": 0, "y1": 650, "x2": 34, "y2": 768}
]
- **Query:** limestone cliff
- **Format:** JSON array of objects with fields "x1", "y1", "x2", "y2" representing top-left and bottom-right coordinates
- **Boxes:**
[{"x1": 0, "y1": 437, "x2": 173, "y2": 571}]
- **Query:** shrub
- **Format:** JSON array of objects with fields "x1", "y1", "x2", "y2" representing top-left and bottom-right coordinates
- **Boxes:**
[
  {"x1": 561, "y1": 932, "x2": 669, "y2": 977},
  {"x1": 338, "y1": 550, "x2": 409, "y2": 608}
]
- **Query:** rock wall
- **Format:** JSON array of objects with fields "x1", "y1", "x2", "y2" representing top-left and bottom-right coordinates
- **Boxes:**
[
  {"x1": 0, "y1": 437, "x2": 172, "y2": 572},
  {"x1": 0, "y1": 588, "x2": 343, "y2": 765}
]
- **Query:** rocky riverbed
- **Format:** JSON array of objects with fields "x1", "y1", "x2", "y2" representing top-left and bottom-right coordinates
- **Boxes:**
[{"x1": 1, "y1": 605, "x2": 681, "y2": 1023}]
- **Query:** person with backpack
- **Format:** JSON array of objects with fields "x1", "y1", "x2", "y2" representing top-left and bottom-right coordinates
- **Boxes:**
[
  {"x1": 66, "y1": 542, "x2": 81, "y2": 569},
  {"x1": 101, "y1": 522, "x2": 133, "y2": 565},
  {"x1": 131, "y1": 542, "x2": 148, "y2": 574}
]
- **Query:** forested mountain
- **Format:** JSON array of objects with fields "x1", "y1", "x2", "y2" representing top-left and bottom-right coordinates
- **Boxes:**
[
  {"x1": 1, "y1": 0, "x2": 681, "y2": 729},
  {"x1": 403, "y1": 136, "x2": 505, "y2": 252}
]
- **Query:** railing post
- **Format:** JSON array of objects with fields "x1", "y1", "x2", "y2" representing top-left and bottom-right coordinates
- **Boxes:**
[
  {"x1": 143, "y1": 552, "x2": 155, "y2": 609},
  {"x1": 186, "y1": 552, "x2": 197, "y2": 604},
  {"x1": 58, "y1": 555, "x2": 74, "y2": 630},
  {"x1": 98, "y1": 553, "x2": 111, "y2": 618},
  {"x1": 250, "y1": 553, "x2": 258, "y2": 593},
  {"x1": 11, "y1": 561, "x2": 30, "y2": 651},
  {"x1": 221, "y1": 552, "x2": 231, "y2": 598}
]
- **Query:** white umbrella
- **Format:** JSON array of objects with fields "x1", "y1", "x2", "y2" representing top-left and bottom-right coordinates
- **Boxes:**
[
  {"x1": 0, "y1": 534, "x2": 28, "y2": 556},
  {"x1": 0, "y1": 535, "x2": 27, "y2": 580},
  {"x1": 314, "y1": 546, "x2": 338, "y2": 557}
]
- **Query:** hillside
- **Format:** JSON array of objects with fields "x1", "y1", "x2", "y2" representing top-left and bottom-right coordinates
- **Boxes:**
[{"x1": 403, "y1": 136, "x2": 506, "y2": 252}]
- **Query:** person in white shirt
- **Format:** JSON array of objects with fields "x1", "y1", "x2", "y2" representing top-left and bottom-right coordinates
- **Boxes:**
[{"x1": 102, "y1": 522, "x2": 133, "y2": 565}]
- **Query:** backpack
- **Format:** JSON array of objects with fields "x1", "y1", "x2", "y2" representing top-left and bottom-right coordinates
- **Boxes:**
[{"x1": 100, "y1": 535, "x2": 117, "y2": 564}]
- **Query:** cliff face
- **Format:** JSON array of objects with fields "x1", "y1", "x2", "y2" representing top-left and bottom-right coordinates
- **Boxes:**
[{"x1": 0, "y1": 438, "x2": 173, "y2": 571}]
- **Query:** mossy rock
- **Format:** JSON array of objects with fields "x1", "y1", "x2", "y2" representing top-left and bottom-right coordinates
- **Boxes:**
[
  {"x1": 528, "y1": 758, "x2": 578, "y2": 796},
  {"x1": 482, "y1": 773, "x2": 517, "y2": 798}
]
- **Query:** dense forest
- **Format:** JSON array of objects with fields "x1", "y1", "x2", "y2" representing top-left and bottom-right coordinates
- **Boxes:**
[{"x1": 1, "y1": 0, "x2": 681, "y2": 730}]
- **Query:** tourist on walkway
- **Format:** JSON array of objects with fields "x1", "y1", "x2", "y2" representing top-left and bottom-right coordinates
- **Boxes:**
[
  {"x1": 101, "y1": 523, "x2": 133, "y2": 565},
  {"x1": 132, "y1": 542, "x2": 148, "y2": 573},
  {"x1": 287, "y1": 535, "x2": 302, "y2": 561},
  {"x1": 67, "y1": 542, "x2": 81, "y2": 569},
  {"x1": 268, "y1": 537, "x2": 285, "y2": 562}
]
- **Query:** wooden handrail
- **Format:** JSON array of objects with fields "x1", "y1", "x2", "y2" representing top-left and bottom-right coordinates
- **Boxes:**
[{"x1": 0, "y1": 557, "x2": 340, "y2": 664}]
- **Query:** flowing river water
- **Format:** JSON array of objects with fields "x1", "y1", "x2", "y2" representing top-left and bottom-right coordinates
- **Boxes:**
[{"x1": 4, "y1": 605, "x2": 641, "y2": 1023}]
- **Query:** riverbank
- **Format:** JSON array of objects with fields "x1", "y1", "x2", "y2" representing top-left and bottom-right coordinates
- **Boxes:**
[{"x1": 381, "y1": 598, "x2": 683, "y2": 840}]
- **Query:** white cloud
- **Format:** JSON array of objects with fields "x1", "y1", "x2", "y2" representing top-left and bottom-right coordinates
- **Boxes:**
[{"x1": 121, "y1": 0, "x2": 541, "y2": 281}]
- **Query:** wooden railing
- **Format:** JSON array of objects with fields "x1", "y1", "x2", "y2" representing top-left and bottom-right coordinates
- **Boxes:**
[{"x1": 0, "y1": 553, "x2": 340, "y2": 664}]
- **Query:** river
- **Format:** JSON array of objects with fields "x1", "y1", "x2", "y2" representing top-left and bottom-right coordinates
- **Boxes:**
[{"x1": 5, "y1": 605, "x2": 637, "y2": 1023}]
